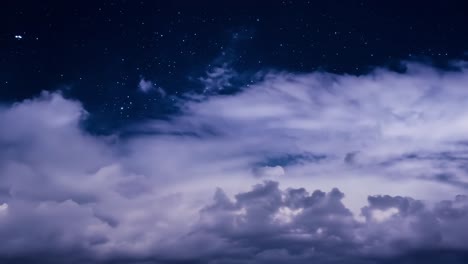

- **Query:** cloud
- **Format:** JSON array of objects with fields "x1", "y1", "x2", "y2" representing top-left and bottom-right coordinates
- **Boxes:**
[
  {"x1": 199, "y1": 63, "x2": 237, "y2": 92},
  {"x1": 253, "y1": 165, "x2": 285, "y2": 178},
  {"x1": 138, "y1": 78, "x2": 166, "y2": 96},
  {"x1": 191, "y1": 181, "x2": 468, "y2": 263},
  {"x1": 1, "y1": 62, "x2": 468, "y2": 263}
]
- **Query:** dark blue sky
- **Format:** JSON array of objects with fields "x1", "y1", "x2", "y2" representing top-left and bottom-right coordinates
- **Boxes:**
[{"x1": 1, "y1": 0, "x2": 467, "y2": 132}]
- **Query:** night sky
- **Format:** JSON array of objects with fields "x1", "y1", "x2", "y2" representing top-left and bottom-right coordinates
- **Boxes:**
[
  {"x1": 2, "y1": 1, "x2": 467, "y2": 132},
  {"x1": 1, "y1": 1, "x2": 468, "y2": 264}
]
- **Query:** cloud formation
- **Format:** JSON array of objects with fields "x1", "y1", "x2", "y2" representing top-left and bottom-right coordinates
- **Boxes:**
[
  {"x1": 1, "y1": 62, "x2": 468, "y2": 263},
  {"x1": 192, "y1": 181, "x2": 468, "y2": 263}
]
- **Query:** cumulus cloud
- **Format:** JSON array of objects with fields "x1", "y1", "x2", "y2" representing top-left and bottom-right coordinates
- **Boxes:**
[
  {"x1": 1, "y1": 62, "x2": 468, "y2": 263},
  {"x1": 192, "y1": 181, "x2": 468, "y2": 263}
]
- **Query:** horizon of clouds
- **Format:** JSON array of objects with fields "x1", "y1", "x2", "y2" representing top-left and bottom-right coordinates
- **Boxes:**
[{"x1": 1, "y1": 61, "x2": 468, "y2": 263}]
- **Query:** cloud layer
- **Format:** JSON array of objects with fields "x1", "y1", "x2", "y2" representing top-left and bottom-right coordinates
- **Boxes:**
[{"x1": 1, "y1": 62, "x2": 468, "y2": 263}]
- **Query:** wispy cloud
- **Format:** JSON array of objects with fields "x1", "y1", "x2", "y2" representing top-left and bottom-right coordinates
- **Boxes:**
[
  {"x1": 199, "y1": 63, "x2": 237, "y2": 93},
  {"x1": 138, "y1": 77, "x2": 166, "y2": 96}
]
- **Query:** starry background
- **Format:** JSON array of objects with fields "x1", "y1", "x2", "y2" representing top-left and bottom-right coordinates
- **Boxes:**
[{"x1": 1, "y1": 0, "x2": 467, "y2": 133}]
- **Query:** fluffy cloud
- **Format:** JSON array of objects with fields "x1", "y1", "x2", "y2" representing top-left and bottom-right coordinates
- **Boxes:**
[
  {"x1": 1, "y1": 62, "x2": 468, "y2": 263},
  {"x1": 193, "y1": 181, "x2": 468, "y2": 263}
]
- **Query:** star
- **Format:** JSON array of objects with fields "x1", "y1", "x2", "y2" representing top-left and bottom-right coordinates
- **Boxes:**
[{"x1": 14, "y1": 35, "x2": 23, "y2": 39}]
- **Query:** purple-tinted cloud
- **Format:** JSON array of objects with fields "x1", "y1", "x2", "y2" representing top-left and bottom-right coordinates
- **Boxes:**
[{"x1": 1, "y1": 62, "x2": 468, "y2": 263}]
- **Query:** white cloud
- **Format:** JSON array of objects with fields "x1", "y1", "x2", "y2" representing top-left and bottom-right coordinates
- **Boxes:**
[{"x1": 1, "y1": 62, "x2": 468, "y2": 262}]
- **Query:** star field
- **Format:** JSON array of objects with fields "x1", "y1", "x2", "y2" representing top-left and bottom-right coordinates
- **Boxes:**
[{"x1": 1, "y1": 0, "x2": 467, "y2": 133}]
